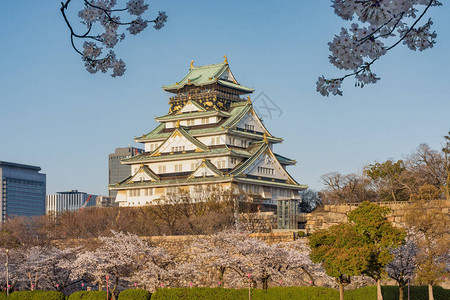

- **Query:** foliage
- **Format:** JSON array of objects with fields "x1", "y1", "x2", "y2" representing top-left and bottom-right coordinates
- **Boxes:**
[
  {"x1": 68, "y1": 291, "x2": 108, "y2": 300},
  {"x1": 381, "y1": 285, "x2": 450, "y2": 300},
  {"x1": 320, "y1": 135, "x2": 450, "y2": 204},
  {"x1": 151, "y1": 287, "x2": 340, "y2": 300},
  {"x1": 411, "y1": 184, "x2": 441, "y2": 201},
  {"x1": 309, "y1": 222, "x2": 370, "y2": 296},
  {"x1": 8, "y1": 290, "x2": 65, "y2": 300},
  {"x1": 151, "y1": 286, "x2": 450, "y2": 300},
  {"x1": 0, "y1": 230, "x2": 20, "y2": 249},
  {"x1": 118, "y1": 289, "x2": 151, "y2": 300},
  {"x1": 348, "y1": 201, "x2": 405, "y2": 299},
  {"x1": 404, "y1": 200, "x2": 450, "y2": 286},
  {"x1": 320, "y1": 172, "x2": 377, "y2": 204},
  {"x1": 365, "y1": 160, "x2": 407, "y2": 202},
  {"x1": 299, "y1": 190, "x2": 322, "y2": 212},
  {"x1": 317, "y1": 0, "x2": 442, "y2": 96}
]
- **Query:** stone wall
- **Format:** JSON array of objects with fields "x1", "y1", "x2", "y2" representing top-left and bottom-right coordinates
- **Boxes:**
[
  {"x1": 239, "y1": 212, "x2": 277, "y2": 233},
  {"x1": 305, "y1": 200, "x2": 450, "y2": 233}
]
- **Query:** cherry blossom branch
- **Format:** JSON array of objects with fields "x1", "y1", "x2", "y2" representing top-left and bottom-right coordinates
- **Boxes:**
[
  {"x1": 317, "y1": 0, "x2": 441, "y2": 96},
  {"x1": 61, "y1": 0, "x2": 167, "y2": 77}
]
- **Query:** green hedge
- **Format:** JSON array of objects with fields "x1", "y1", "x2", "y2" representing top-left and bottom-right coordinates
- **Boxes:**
[
  {"x1": 118, "y1": 289, "x2": 151, "y2": 300},
  {"x1": 381, "y1": 285, "x2": 450, "y2": 300},
  {"x1": 151, "y1": 287, "x2": 340, "y2": 300},
  {"x1": 68, "y1": 291, "x2": 107, "y2": 300},
  {"x1": 0, "y1": 292, "x2": 5, "y2": 300},
  {"x1": 150, "y1": 286, "x2": 450, "y2": 300},
  {"x1": 345, "y1": 286, "x2": 376, "y2": 300},
  {"x1": 7, "y1": 290, "x2": 65, "y2": 300}
]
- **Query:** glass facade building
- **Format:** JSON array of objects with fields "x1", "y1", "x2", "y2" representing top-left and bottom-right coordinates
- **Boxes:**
[{"x1": 0, "y1": 161, "x2": 46, "y2": 221}]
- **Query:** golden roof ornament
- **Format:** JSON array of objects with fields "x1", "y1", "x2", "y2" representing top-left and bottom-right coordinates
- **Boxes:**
[
  {"x1": 190, "y1": 60, "x2": 195, "y2": 69},
  {"x1": 223, "y1": 54, "x2": 228, "y2": 64},
  {"x1": 247, "y1": 96, "x2": 252, "y2": 104},
  {"x1": 175, "y1": 120, "x2": 180, "y2": 128},
  {"x1": 263, "y1": 133, "x2": 269, "y2": 144}
]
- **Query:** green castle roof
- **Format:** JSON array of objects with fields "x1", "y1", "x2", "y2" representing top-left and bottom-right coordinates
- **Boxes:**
[{"x1": 163, "y1": 61, "x2": 254, "y2": 93}]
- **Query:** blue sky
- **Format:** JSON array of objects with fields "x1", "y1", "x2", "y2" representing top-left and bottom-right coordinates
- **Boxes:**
[{"x1": 1, "y1": 1, "x2": 449, "y2": 195}]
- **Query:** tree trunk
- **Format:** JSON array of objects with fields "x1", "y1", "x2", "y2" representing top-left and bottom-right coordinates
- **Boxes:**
[
  {"x1": 377, "y1": 278, "x2": 383, "y2": 300},
  {"x1": 428, "y1": 284, "x2": 434, "y2": 300},
  {"x1": 399, "y1": 284, "x2": 404, "y2": 300},
  {"x1": 301, "y1": 267, "x2": 315, "y2": 286},
  {"x1": 262, "y1": 276, "x2": 269, "y2": 290},
  {"x1": 219, "y1": 267, "x2": 225, "y2": 287},
  {"x1": 338, "y1": 282, "x2": 344, "y2": 300}
]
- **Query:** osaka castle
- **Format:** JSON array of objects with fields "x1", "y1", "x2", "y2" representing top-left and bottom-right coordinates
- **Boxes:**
[{"x1": 110, "y1": 57, "x2": 307, "y2": 215}]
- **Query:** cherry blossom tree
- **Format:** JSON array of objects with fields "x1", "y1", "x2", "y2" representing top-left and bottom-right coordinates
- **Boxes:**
[
  {"x1": 0, "y1": 246, "x2": 79, "y2": 292},
  {"x1": 317, "y1": 0, "x2": 442, "y2": 96},
  {"x1": 386, "y1": 235, "x2": 418, "y2": 300},
  {"x1": 126, "y1": 245, "x2": 194, "y2": 291},
  {"x1": 61, "y1": 0, "x2": 167, "y2": 77},
  {"x1": 69, "y1": 231, "x2": 161, "y2": 298},
  {"x1": 235, "y1": 237, "x2": 290, "y2": 290},
  {"x1": 191, "y1": 230, "x2": 249, "y2": 288},
  {"x1": 279, "y1": 239, "x2": 335, "y2": 288}
]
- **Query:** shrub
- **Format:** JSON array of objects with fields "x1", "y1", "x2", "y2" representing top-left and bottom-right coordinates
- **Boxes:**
[
  {"x1": 68, "y1": 291, "x2": 108, "y2": 300},
  {"x1": 0, "y1": 292, "x2": 6, "y2": 300},
  {"x1": 7, "y1": 290, "x2": 65, "y2": 300},
  {"x1": 252, "y1": 287, "x2": 339, "y2": 299},
  {"x1": 118, "y1": 289, "x2": 151, "y2": 300},
  {"x1": 151, "y1": 286, "x2": 450, "y2": 300},
  {"x1": 297, "y1": 231, "x2": 306, "y2": 237},
  {"x1": 344, "y1": 286, "x2": 376, "y2": 300},
  {"x1": 381, "y1": 285, "x2": 450, "y2": 300},
  {"x1": 151, "y1": 287, "x2": 340, "y2": 300}
]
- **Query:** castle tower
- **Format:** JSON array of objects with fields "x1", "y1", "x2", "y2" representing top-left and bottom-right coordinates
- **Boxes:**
[{"x1": 109, "y1": 58, "x2": 307, "y2": 226}]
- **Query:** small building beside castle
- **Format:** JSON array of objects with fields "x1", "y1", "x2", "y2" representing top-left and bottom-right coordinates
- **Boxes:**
[{"x1": 109, "y1": 58, "x2": 306, "y2": 228}]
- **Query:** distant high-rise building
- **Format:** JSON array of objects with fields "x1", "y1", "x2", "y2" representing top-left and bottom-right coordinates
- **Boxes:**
[
  {"x1": 0, "y1": 161, "x2": 46, "y2": 221},
  {"x1": 108, "y1": 147, "x2": 143, "y2": 197},
  {"x1": 46, "y1": 190, "x2": 96, "y2": 214}
]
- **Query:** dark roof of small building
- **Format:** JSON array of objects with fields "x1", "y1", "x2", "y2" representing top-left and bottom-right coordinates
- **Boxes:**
[{"x1": 0, "y1": 161, "x2": 42, "y2": 171}]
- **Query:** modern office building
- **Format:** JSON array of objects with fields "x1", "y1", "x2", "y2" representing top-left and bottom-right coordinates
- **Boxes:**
[
  {"x1": 108, "y1": 147, "x2": 144, "y2": 197},
  {"x1": 109, "y1": 58, "x2": 307, "y2": 229},
  {"x1": 0, "y1": 161, "x2": 46, "y2": 221},
  {"x1": 46, "y1": 190, "x2": 97, "y2": 214}
]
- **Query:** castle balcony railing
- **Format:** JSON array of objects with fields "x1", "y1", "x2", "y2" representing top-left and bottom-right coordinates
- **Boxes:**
[{"x1": 169, "y1": 90, "x2": 245, "y2": 103}]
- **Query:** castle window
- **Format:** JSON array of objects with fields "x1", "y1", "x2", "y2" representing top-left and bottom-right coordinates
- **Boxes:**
[
  {"x1": 187, "y1": 119, "x2": 195, "y2": 126},
  {"x1": 217, "y1": 161, "x2": 226, "y2": 169},
  {"x1": 175, "y1": 164, "x2": 183, "y2": 172},
  {"x1": 145, "y1": 188, "x2": 153, "y2": 196},
  {"x1": 129, "y1": 189, "x2": 140, "y2": 197},
  {"x1": 158, "y1": 165, "x2": 166, "y2": 173},
  {"x1": 166, "y1": 186, "x2": 178, "y2": 194},
  {"x1": 216, "y1": 137, "x2": 220, "y2": 145},
  {"x1": 171, "y1": 146, "x2": 185, "y2": 153},
  {"x1": 201, "y1": 117, "x2": 209, "y2": 124},
  {"x1": 258, "y1": 167, "x2": 274, "y2": 175},
  {"x1": 245, "y1": 124, "x2": 255, "y2": 131}
]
